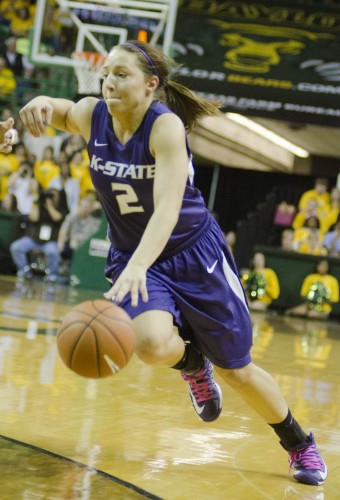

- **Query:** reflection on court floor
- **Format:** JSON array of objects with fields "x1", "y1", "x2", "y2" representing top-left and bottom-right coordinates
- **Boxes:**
[{"x1": 0, "y1": 277, "x2": 339, "y2": 499}]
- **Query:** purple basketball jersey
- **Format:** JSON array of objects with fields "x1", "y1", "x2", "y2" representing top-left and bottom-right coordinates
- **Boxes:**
[{"x1": 88, "y1": 100, "x2": 208, "y2": 256}]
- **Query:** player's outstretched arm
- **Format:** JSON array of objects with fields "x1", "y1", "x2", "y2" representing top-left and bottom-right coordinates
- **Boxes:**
[{"x1": 19, "y1": 96, "x2": 98, "y2": 141}]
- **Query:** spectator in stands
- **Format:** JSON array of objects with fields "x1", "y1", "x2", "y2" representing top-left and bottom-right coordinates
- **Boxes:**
[
  {"x1": 10, "y1": 188, "x2": 68, "y2": 281},
  {"x1": 1, "y1": 108, "x2": 14, "y2": 122},
  {"x1": 297, "y1": 177, "x2": 330, "y2": 212},
  {"x1": 323, "y1": 216, "x2": 340, "y2": 257},
  {"x1": 0, "y1": 116, "x2": 16, "y2": 154},
  {"x1": 10, "y1": 6, "x2": 34, "y2": 37},
  {"x1": 0, "y1": 187, "x2": 23, "y2": 275},
  {"x1": 292, "y1": 198, "x2": 324, "y2": 233},
  {"x1": 48, "y1": 161, "x2": 80, "y2": 215},
  {"x1": 13, "y1": 141, "x2": 28, "y2": 163},
  {"x1": 7, "y1": 161, "x2": 38, "y2": 219},
  {"x1": 273, "y1": 201, "x2": 296, "y2": 228},
  {"x1": 242, "y1": 252, "x2": 280, "y2": 312},
  {"x1": 292, "y1": 214, "x2": 323, "y2": 250},
  {"x1": 280, "y1": 228, "x2": 295, "y2": 251},
  {"x1": 224, "y1": 230, "x2": 236, "y2": 254},
  {"x1": 285, "y1": 259, "x2": 339, "y2": 320},
  {"x1": 0, "y1": 192, "x2": 18, "y2": 212},
  {"x1": 0, "y1": 142, "x2": 20, "y2": 202},
  {"x1": 58, "y1": 195, "x2": 101, "y2": 259},
  {"x1": 2, "y1": 36, "x2": 24, "y2": 77},
  {"x1": 69, "y1": 148, "x2": 93, "y2": 198},
  {"x1": 39, "y1": 2, "x2": 63, "y2": 54},
  {"x1": 56, "y1": 149, "x2": 69, "y2": 164},
  {"x1": 60, "y1": 133, "x2": 87, "y2": 159},
  {"x1": 323, "y1": 187, "x2": 340, "y2": 234},
  {"x1": 298, "y1": 228, "x2": 328, "y2": 256},
  {"x1": 34, "y1": 145, "x2": 60, "y2": 190},
  {"x1": 0, "y1": 56, "x2": 16, "y2": 103}
]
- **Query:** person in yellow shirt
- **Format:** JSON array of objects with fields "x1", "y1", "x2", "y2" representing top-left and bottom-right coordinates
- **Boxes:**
[
  {"x1": 297, "y1": 229, "x2": 328, "y2": 257},
  {"x1": 323, "y1": 187, "x2": 340, "y2": 233},
  {"x1": 292, "y1": 198, "x2": 326, "y2": 234},
  {"x1": 285, "y1": 259, "x2": 339, "y2": 319},
  {"x1": 242, "y1": 252, "x2": 280, "y2": 312},
  {"x1": 10, "y1": 6, "x2": 34, "y2": 37},
  {"x1": 292, "y1": 214, "x2": 324, "y2": 250},
  {"x1": 69, "y1": 149, "x2": 93, "y2": 198},
  {"x1": 0, "y1": 142, "x2": 23, "y2": 201},
  {"x1": 0, "y1": 118, "x2": 20, "y2": 198},
  {"x1": 34, "y1": 145, "x2": 60, "y2": 190},
  {"x1": 297, "y1": 177, "x2": 330, "y2": 212},
  {"x1": 0, "y1": 57, "x2": 16, "y2": 101}
]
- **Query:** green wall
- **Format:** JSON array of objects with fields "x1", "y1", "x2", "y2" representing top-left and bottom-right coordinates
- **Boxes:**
[{"x1": 69, "y1": 213, "x2": 109, "y2": 292}]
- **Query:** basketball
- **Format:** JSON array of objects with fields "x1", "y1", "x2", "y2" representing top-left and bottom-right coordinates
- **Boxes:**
[{"x1": 56, "y1": 300, "x2": 136, "y2": 378}]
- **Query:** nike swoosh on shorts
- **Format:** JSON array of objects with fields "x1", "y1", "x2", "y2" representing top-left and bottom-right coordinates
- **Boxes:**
[{"x1": 206, "y1": 260, "x2": 218, "y2": 273}]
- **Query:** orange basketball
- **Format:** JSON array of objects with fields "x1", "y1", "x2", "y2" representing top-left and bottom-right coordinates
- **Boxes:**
[{"x1": 56, "y1": 300, "x2": 135, "y2": 378}]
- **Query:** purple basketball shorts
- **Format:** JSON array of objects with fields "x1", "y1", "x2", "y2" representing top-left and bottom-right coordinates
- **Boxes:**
[{"x1": 105, "y1": 218, "x2": 253, "y2": 369}]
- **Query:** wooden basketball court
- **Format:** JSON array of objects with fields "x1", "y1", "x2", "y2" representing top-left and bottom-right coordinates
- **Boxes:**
[{"x1": 1, "y1": 275, "x2": 339, "y2": 499}]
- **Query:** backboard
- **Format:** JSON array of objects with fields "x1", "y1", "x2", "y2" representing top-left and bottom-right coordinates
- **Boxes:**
[{"x1": 30, "y1": 0, "x2": 179, "y2": 69}]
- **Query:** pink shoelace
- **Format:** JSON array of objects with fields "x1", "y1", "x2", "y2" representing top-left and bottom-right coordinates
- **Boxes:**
[
  {"x1": 289, "y1": 444, "x2": 325, "y2": 471},
  {"x1": 182, "y1": 365, "x2": 215, "y2": 403}
]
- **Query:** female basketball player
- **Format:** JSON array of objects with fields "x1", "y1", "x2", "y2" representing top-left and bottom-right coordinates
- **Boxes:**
[{"x1": 19, "y1": 41, "x2": 327, "y2": 486}]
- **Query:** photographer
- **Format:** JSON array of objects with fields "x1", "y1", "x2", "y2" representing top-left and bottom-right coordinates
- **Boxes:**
[
  {"x1": 10, "y1": 187, "x2": 68, "y2": 281},
  {"x1": 7, "y1": 161, "x2": 38, "y2": 218}
]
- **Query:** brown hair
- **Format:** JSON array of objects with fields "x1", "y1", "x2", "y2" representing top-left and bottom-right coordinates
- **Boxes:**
[{"x1": 117, "y1": 40, "x2": 221, "y2": 132}]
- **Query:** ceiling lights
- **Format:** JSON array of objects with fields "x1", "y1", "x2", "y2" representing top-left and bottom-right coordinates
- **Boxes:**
[{"x1": 225, "y1": 113, "x2": 310, "y2": 158}]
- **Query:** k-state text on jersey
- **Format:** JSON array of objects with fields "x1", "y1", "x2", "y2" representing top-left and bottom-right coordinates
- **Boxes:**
[{"x1": 90, "y1": 155, "x2": 156, "y2": 179}]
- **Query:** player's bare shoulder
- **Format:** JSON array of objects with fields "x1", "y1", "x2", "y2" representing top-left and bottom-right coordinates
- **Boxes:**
[
  {"x1": 70, "y1": 96, "x2": 99, "y2": 141},
  {"x1": 150, "y1": 112, "x2": 186, "y2": 154}
]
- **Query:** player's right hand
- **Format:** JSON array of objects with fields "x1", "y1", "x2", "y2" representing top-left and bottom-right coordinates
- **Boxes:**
[
  {"x1": 104, "y1": 263, "x2": 149, "y2": 307},
  {"x1": 19, "y1": 97, "x2": 53, "y2": 137}
]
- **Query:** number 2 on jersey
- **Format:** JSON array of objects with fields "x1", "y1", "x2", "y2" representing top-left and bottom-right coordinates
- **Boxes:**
[{"x1": 111, "y1": 182, "x2": 145, "y2": 215}]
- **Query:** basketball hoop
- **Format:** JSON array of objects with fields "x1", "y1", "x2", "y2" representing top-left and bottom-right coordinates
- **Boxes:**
[{"x1": 71, "y1": 51, "x2": 106, "y2": 96}]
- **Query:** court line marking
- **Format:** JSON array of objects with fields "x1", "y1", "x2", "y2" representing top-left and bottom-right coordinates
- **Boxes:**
[
  {"x1": 0, "y1": 434, "x2": 164, "y2": 500},
  {"x1": 0, "y1": 310, "x2": 60, "y2": 323},
  {"x1": 231, "y1": 434, "x2": 286, "y2": 499}
]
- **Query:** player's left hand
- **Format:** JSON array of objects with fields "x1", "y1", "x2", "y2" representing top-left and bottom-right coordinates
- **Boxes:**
[
  {"x1": 104, "y1": 263, "x2": 149, "y2": 307},
  {"x1": 0, "y1": 118, "x2": 17, "y2": 153}
]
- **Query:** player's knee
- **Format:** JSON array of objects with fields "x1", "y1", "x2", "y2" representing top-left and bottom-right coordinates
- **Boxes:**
[
  {"x1": 134, "y1": 328, "x2": 175, "y2": 365},
  {"x1": 132, "y1": 311, "x2": 177, "y2": 365}
]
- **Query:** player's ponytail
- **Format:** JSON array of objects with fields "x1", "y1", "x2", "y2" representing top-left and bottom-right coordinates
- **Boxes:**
[
  {"x1": 118, "y1": 41, "x2": 221, "y2": 132},
  {"x1": 161, "y1": 79, "x2": 221, "y2": 132}
]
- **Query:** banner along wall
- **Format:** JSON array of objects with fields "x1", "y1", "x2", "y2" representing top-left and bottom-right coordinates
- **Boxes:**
[{"x1": 173, "y1": 1, "x2": 340, "y2": 125}]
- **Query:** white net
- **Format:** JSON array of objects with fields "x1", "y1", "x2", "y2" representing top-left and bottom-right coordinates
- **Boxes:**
[{"x1": 71, "y1": 51, "x2": 106, "y2": 95}]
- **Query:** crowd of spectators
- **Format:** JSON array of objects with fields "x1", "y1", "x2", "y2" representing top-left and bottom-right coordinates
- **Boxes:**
[
  {"x1": 0, "y1": 105, "x2": 101, "y2": 282},
  {"x1": 276, "y1": 177, "x2": 340, "y2": 258},
  {"x1": 1, "y1": 1, "x2": 340, "y2": 308},
  {"x1": 0, "y1": 0, "x2": 79, "y2": 109},
  {"x1": 0, "y1": 0, "x2": 37, "y2": 107},
  {"x1": 238, "y1": 176, "x2": 340, "y2": 319}
]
